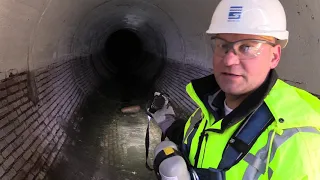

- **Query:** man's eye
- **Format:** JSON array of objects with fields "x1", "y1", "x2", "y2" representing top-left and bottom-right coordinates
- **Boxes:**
[
  {"x1": 220, "y1": 44, "x2": 229, "y2": 49},
  {"x1": 239, "y1": 45, "x2": 250, "y2": 52},
  {"x1": 239, "y1": 44, "x2": 258, "y2": 54}
]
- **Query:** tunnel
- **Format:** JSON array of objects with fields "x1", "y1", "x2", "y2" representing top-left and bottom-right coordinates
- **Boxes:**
[{"x1": 0, "y1": 0, "x2": 319, "y2": 179}]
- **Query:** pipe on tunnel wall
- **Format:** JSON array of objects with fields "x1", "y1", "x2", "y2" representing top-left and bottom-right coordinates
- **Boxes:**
[{"x1": 0, "y1": 0, "x2": 319, "y2": 179}]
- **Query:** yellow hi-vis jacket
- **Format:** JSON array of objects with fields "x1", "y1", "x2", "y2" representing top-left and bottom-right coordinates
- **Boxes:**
[{"x1": 182, "y1": 73, "x2": 320, "y2": 179}]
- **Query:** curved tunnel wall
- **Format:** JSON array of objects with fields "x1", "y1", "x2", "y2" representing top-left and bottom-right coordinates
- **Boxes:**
[{"x1": 0, "y1": 0, "x2": 319, "y2": 179}]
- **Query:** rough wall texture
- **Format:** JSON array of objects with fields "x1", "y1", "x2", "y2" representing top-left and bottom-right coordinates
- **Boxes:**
[
  {"x1": 155, "y1": 61, "x2": 212, "y2": 118},
  {"x1": 0, "y1": 56, "x2": 100, "y2": 179},
  {"x1": 277, "y1": 0, "x2": 320, "y2": 94}
]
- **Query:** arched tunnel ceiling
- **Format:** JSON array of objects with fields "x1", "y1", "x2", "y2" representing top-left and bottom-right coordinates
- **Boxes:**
[
  {"x1": 0, "y1": 0, "x2": 319, "y2": 179},
  {"x1": 0, "y1": 0, "x2": 320, "y2": 93},
  {"x1": 1, "y1": 0, "x2": 214, "y2": 72},
  {"x1": 0, "y1": 0, "x2": 319, "y2": 94}
]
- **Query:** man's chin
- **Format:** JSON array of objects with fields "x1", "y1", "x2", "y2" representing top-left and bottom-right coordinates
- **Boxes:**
[{"x1": 220, "y1": 86, "x2": 245, "y2": 96}]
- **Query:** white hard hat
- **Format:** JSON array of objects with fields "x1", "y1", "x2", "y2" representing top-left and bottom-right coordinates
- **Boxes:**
[{"x1": 206, "y1": 0, "x2": 289, "y2": 48}]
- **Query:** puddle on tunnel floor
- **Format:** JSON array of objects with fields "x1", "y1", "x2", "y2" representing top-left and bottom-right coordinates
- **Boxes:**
[{"x1": 45, "y1": 90, "x2": 162, "y2": 180}]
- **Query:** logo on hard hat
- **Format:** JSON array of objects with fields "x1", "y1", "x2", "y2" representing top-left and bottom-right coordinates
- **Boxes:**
[{"x1": 228, "y1": 6, "x2": 242, "y2": 22}]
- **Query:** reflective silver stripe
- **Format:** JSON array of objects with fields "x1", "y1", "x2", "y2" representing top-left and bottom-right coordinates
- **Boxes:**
[
  {"x1": 268, "y1": 168, "x2": 273, "y2": 180},
  {"x1": 243, "y1": 127, "x2": 320, "y2": 179},
  {"x1": 243, "y1": 152, "x2": 273, "y2": 180},
  {"x1": 183, "y1": 109, "x2": 202, "y2": 143},
  {"x1": 207, "y1": 90, "x2": 221, "y2": 112},
  {"x1": 183, "y1": 90, "x2": 219, "y2": 143},
  {"x1": 244, "y1": 153, "x2": 265, "y2": 173},
  {"x1": 269, "y1": 127, "x2": 320, "y2": 163},
  {"x1": 243, "y1": 130, "x2": 274, "y2": 179}
]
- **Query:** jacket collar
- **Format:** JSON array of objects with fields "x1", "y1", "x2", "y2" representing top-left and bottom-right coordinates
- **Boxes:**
[{"x1": 188, "y1": 70, "x2": 278, "y2": 131}]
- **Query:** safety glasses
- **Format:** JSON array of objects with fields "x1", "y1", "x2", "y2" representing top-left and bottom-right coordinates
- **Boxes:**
[{"x1": 210, "y1": 37, "x2": 276, "y2": 60}]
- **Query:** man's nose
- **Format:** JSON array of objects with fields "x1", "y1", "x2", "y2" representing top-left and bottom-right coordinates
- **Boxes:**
[{"x1": 222, "y1": 50, "x2": 240, "y2": 66}]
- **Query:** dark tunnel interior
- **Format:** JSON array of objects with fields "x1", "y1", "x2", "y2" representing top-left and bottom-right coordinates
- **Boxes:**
[
  {"x1": 105, "y1": 29, "x2": 143, "y2": 70},
  {"x1": 97, "y1": 26, "x2": 166, "y2": 106},
  {"x1": 104, "y1": 28, "x2": 149, "y2": 103}
]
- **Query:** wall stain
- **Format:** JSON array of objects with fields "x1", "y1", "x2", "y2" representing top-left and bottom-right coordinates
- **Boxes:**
[{"x1": 27, "y1": 70, "x2": 40, "y2": 105}]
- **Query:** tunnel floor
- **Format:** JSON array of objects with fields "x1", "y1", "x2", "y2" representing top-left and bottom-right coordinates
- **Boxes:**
[{"x1": 45, "y1": 87, "x2": 162, "y2": 180}]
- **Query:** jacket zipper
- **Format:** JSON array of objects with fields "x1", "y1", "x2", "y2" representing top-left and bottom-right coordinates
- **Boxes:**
[
  {"x1": 200, "y1": 134, "x2": 209, "y2": 167},
  {"x1": 194, "y1": 121, "x2": 208, "y2": 167}
]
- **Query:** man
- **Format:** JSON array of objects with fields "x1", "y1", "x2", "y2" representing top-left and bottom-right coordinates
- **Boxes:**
[{"x1": 148, "y1": 0, "x2": 320, "y2": 179}]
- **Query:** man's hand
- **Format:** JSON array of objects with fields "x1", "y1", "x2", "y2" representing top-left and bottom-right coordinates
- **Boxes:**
[{"x1": 147, "y1": 92, "x2": 176, "y2": 132}]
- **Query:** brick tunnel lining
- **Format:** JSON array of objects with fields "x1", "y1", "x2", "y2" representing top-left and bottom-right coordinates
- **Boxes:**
[
  {"x1": 0, "y1": 18, "x2": 212, "y2": 180},
  {"x1": 0, "y1": 56, "x2": 101, "y2": 179}
]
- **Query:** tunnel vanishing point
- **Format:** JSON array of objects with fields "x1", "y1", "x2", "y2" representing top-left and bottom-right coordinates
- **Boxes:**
[{"x1": 0, "y1": 0, "x2": 319, "y2": 179}]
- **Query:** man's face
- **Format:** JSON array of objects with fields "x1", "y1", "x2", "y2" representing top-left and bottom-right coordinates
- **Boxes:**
[{"x1": 212, "y1": 33, "x2": 282, "y2": 95}]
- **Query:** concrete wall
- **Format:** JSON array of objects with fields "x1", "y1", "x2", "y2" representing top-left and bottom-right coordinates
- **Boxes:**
[
  {"x1": 0, "y1": 0, "x2": 319, "y2": 179},
  {"x1": 277, "y1": 0, "x2": 320, "y2": 93}
]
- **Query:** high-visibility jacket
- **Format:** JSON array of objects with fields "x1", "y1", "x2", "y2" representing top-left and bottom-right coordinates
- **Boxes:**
[{"x1": 181, "y1": 71, "x2": 320, "y2": 180}]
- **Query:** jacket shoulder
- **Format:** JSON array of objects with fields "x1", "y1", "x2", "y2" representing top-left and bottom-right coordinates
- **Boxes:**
[
  {"x1": 265, "y1": 79, "x2": 320, "y2": 129},
  {"x1": 292, "y1": 84, "x2": 320, "y2": 114},
  {"x1": 269, "y1": 128, "x2": 320, "y2": 180}
]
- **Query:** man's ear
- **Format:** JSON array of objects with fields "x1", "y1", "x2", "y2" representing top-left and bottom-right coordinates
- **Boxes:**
[{"x1": 270, "y1": 45, "x2": 281, "y2": 69}]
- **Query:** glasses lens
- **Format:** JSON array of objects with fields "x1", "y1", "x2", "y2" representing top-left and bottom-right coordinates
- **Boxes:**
[
  {"x1": 211, "y1": 38, "x2": 267, "y2": 59},
  {"x1": 234, "y1": 40, "x2": 264, "y2": 59},
  {"x1": 211, "y1": 38, "x2": 229, "y2": 57}
]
